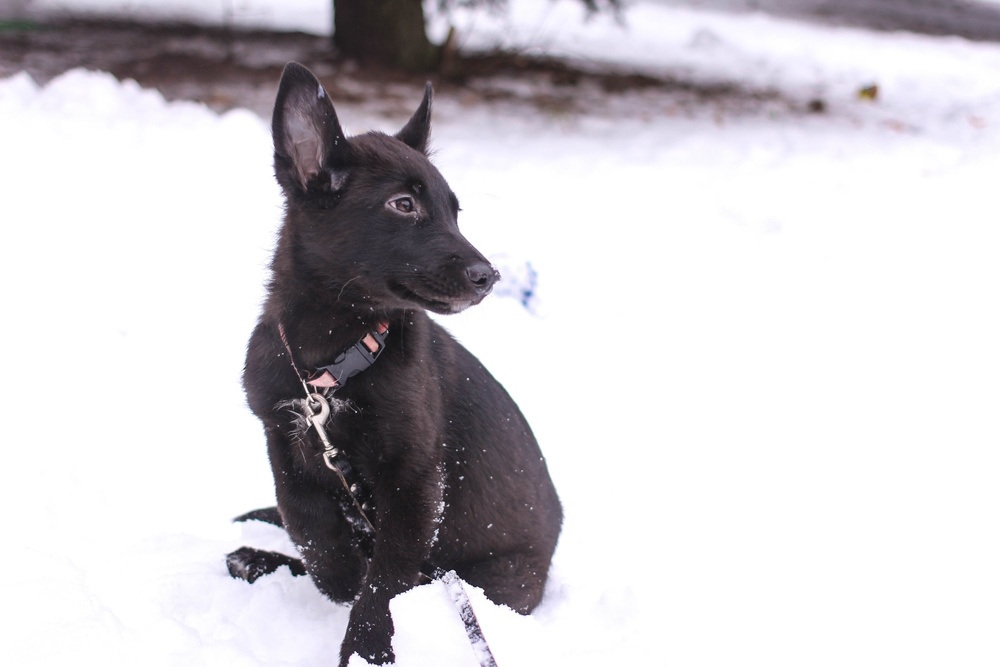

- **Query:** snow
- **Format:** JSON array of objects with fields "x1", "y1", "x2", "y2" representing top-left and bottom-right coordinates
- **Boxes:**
[
  {"x1": 28, "y1": 0, "x2": 333, "y2": 31},
  {"x1": 2, "y1": 1, "x2": 1000, "y2": 666}
]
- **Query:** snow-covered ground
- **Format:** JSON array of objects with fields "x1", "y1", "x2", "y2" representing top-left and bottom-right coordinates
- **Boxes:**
[{"x1": 2, "y1": 1, "x2": 999, "y2": 666}]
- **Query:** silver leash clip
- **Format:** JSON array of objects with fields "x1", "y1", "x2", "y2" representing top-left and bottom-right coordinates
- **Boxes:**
[
  {"x1": 303, "y1": 393, "x2": 339, "y2": 468},
  {"x1": 304, "y1": 392, "x2": 330, "y2": 428}
]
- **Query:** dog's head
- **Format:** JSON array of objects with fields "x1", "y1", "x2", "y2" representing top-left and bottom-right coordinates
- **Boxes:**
[{"x1": 270, "y1": 62, "x2": 498, "y2": 316}]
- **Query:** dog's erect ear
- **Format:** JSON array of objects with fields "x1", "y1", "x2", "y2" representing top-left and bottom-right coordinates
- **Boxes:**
[
  {"x1": 395, "y1": 83, "x2": 432, "y2": 155},
  {"x1": 272, "y1": 62, "x2": 349, "y2": 192}
]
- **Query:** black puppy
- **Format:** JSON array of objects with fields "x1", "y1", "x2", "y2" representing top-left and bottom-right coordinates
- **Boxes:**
[{"x1": 229, "y1": 62, "x2": 562, "y2": 666}]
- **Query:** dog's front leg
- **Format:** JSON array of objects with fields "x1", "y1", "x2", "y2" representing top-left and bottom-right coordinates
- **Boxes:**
[
  {"x1": 339, "y1": 457, "x2": 443, "y2": 667},
  {"x1": 262, "y1": 424, "x2": 369, "y2": 605}
]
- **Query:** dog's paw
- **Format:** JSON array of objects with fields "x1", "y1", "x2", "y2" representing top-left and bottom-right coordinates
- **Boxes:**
[
  {"x1": 340, "y1": 642, "x2": 394, "y2": 667},
  {"x1": 340, "y1": 599, "x2": 395, "y2": 667},
  {"x1": 340, "y1": 647, "x2": 394, "y2": 667},
  {"x1": 226, "y1": 546, "x2": 305, "y2": 583},
  {"x1": 232, "y1": 506, "x2": 284, "y2": 527}
]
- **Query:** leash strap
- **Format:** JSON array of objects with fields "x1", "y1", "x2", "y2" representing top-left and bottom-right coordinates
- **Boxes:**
[
  {"x1": 277, "y1": 321, "x2": 497, "y2": 665},
  {"x1": 423, "y1": 565, "x2": 499, "y2": 667},
  {"x1": 278, "y1": 321, "x2": 312, "y2": 398},
  {"x1": 277, "y1": 321, "x2": 384, "y2": 536}
]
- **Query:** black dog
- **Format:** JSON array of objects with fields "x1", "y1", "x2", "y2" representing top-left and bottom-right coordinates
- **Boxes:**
[{"x1": 227, "y1": 62, "x2": 562, "y2": 666}]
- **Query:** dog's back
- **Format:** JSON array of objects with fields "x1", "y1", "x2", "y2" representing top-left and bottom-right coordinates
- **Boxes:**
[{"x1": 239, "y1": 63, "x2": 561, "y2": 666}]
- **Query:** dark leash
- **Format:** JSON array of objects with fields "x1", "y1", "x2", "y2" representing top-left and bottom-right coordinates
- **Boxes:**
[{"x1": 277, "y1": 322, "x2": 498, "y2": 667}]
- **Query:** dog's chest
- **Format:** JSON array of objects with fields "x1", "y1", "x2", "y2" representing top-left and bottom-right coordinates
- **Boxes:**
[{"x1": 278, "y1": 392, "x2": 381, "y2": 518}]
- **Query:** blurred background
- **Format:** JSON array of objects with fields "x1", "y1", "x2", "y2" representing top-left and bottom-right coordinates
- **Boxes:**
[{"x1": 4, "y1": 0, "x2": 1000, "y2": 117}]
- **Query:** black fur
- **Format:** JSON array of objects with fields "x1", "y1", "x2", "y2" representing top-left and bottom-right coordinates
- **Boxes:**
[{"x1": 231, "y1": 62, "x2": 562, "y2": 666}]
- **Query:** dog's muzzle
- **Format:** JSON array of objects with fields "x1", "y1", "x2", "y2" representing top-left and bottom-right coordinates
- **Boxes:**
[{"x1": 466, "y1": 262, "x2": 500, "y2": 297}]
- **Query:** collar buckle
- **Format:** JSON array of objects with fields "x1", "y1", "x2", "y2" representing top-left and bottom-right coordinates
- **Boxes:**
[{"x1": 307, "y1": 322, "x2": 389, "y2": 389}]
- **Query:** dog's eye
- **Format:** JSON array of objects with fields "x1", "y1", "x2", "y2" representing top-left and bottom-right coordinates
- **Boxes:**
[{"x1": 388, "y1": 196, "x2": 416, "y2": 214}]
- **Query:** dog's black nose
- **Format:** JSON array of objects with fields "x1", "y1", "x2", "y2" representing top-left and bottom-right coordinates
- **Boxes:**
[{"x1": 466, "y1": 262, "x2": 499, "y2": 295}]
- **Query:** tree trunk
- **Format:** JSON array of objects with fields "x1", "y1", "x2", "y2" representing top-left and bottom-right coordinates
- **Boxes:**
[{"x1": 333, "y1": 0, "x2": 439, "y2": 71}]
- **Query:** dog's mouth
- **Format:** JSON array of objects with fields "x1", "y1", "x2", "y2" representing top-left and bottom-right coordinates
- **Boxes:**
[{"x1": 389, "y1": 280, "x2": 486, "y2": 315}]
